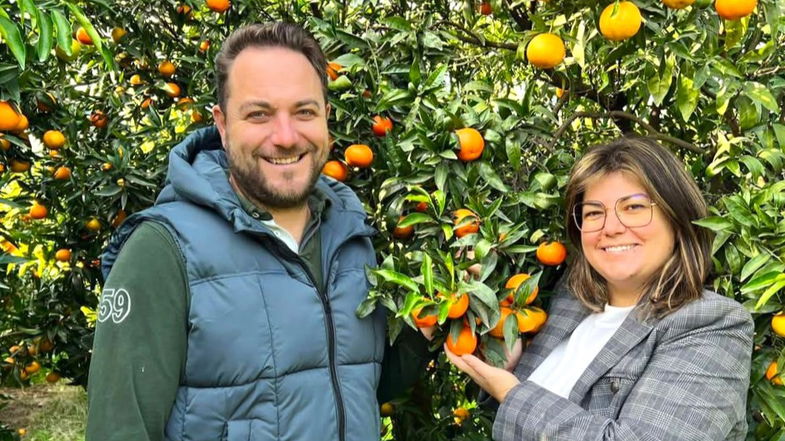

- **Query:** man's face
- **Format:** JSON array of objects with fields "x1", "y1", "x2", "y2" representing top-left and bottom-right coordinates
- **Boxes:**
[{"x1": 213, "y1": 46, "x2": 330, "y2": 209}]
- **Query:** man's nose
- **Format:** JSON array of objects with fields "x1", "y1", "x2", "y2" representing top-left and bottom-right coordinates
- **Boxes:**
[{"x1": 270, "y1": 113, "x2": 298, "y2": 147}]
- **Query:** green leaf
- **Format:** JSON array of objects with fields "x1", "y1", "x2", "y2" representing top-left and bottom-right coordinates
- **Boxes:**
[
  {"x1": 95, "y1": 185, "x2": 123, "y2": 197},
  {"x1": 740, "y1": 253, "x2": 771, "y2": 282},
  {"x1": 741, "y1": 271, "x2": 783, "y2": 293},
  {"x1": 755, "y1": 276, "x2": 785, "y2": 310},
  {"x1": 676, "y1": 76, "x2": 699, "y2": 122},
  {"x1": 35, "y1": 9, "x2": 53, "y2": 63},
  {"x1": 477, "y1": 162, "x2": 509, "y2": 192},
  {"x1": 374, "y1": 269, "x2": 420, "y2": 294},
  {"x1": 0, "y1": 16, "x2": 26, "y2": 69},
  {"x1": 647, "y1": 57, "x2": 674, "y2": 106},
  {"x1": 743, "y1": 82, "x2": 781, "y2": 114},
  {"x1": 355, "y1": 297, "x2": 377, "y2": 318},
  {"x1": 0, "y1": 255, "x2": 29, "y2": 265},
  {"x1": 397, "y1": 212, "x2": 431, "y2": 228},
  {"x1": 51, "y1": 10, "x2": 71, "y2": 55},
  {"x1": 421, "y1": 254, "x2": 433, "y2": 296}
]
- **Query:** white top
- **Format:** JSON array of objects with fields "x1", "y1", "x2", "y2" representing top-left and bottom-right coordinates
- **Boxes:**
[
  {"x1": 527, "y1": 303, "x2": 635, "y2": 399},
  {"x1": 260, "y1": 219, "x2": 300, "y2": 253}
]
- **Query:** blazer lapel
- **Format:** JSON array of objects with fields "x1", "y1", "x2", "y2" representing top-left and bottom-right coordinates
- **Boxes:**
[
  {"x1": 515, "y1": 291, "x2": 591, "y2": 379},
  {"x1": 568, "y1": 310, "x2": 653, "y2": 402}
]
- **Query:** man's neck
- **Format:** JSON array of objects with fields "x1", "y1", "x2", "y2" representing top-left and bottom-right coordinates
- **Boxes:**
[{"x1": 230, "y1": 175, "x2": 311, "y2": 243}]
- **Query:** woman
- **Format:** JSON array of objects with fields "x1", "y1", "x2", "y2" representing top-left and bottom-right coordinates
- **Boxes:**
[{"x1": 446, "y1": 136, "x2": 754, "y2": 441}]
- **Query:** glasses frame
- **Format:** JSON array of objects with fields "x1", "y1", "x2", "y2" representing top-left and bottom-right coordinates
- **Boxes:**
[{"x1": 572, "y1": 193, "x2": 658, "y2": 233}]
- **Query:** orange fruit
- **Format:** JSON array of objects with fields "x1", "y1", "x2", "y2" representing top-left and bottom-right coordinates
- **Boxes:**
[
  {"x1": 75, "y1": 27, "x2": 93, "y2": 45},
  {"x1": 112, "y1": 209, "x2": 128, "y2": 228},
  {"x1": 164, "y1": 82, "x2": 182, "y2": 98},
  {"x1": 176, "y1": 4, "x2": 192, "y2": 14},
  {"x1": 53, "y1": 166, "x2": 72, "y2": 180},
  {"x1": 9, "y1": 159, "x2": 30, "y2": 173},
  {"x1": 344, "y1": 144, "x2": 374, "y2": 168},
  {"x1": 129, "y1": 74, "x2": 143, "y2": 86},
  {"x1": 446, "y1": 326, "x2": 478, "y2": 356},
  {"x1": 453, "y1": 407, "x2": 470, "y2": 421},
  {"x1": 663, "y1": 0, "x2": 695, "y2": 8},
  {"x1": 36, "y1": 93, "x2": 57, "y2": 112},
  {"x1": 371, "y1": 115, "x2": 393, "y2": 137},
  {"x1": 24, "y1": 361, "x2": 40, "y2": 374},
  {"x1": 17, "y1": 428, "x2": 26, "y2": 436},
  {"x1": 380, "y1": 402, "x2": 395, "y2": 416},
  {"x1": 326, "y1": 62, "x2": 342, "y2": 81},
  {"x1": 453, "y1": 208, "x2": 480, "y2": 238},
  {"x1": 412, "y1": 307, "x2": 438, "y2": 328},
  {"x1": 0, "y1": 164, "x2": 4, "y2": 173},
  {"x1": 515, "y1": 307, "x2": 547, "y2": 333},
  {"x1": 29, "y1": 203, "x2": 48, "y2": 220},
  {"x1": 0, "y1": 101, "x2": 21, "y2": 131},
  {"x1": 45, "y1": 372, "x2": 61, "y2": 383},
  {"x1": 12, "y1": 114, "x2": 28, "y2": 133},
  {"x1": 0, "y1": 136, "x2": 11, "y2": 151},
  {"x1": 158, "y1": 60, "x2": 176, "y2": 77},
  {"x1": 490, "y1": 307, "x2": 514, "y2": 337},
  {"x1": 441, "y1": 292, "x2": 470, "y2": 319},
  {"x1": 392, "y1": 216, "x2": 414, "y2": 239},
  {"x1": 414, "y1": 201, "x2": 428, "y2": 212},
  {"x1": 86, "y1": 218, "x2": 102, "y2": 232},
  {"x1": 599, "y1": 1, "x2": 643, "y2": 41},
  {"x1": 191, "y1": 111, "x2": 205, "y2": 123},
  {"x1": 206, "y1": 0, "x2": 231, "y2": 12},
  {"x1": 38, "y1": 339, "x2": 54, "y2": 352},
  {"x1": 766, "y1": 361, "x2": 783, "y2": 386},
  {"x1": 772, "y1": 313, "x2": 785, "y2": 337},
  {"x1": 526, "y1": 33, "x2": 566, "y2": 69},
  {"x1": 362, "y1": 89, "x2": 373, "y2": 99},
  {"x1": 199, "y1": 40, "x2": 211, "y2": 52},
  {"x1": 111, "y1": 27, "x2": 127, "y2": 43},
  {"x1": 479, "y1": 2, "x2": 492, "y2": 15},
  {"x1": 504, "y1": 273, "x2": 539, "y2": 305},
  {"x1": 177, "y1": 97, "x2": 195, "y2": 109},
  {"x1": 140, "y1": 97, "x2": 154, "y2": 109},
  {"x1": 556, "y1": 88, "x2": 567, "y2": 99},
  {"x1": 455, "y1": 128, "x2": 484, "y2": 162},
  {"x1": 715, "y1": 0, "x2": 756, "y2": 19},
  {"x1": 90, "y1": 110, "x2": 109, "y2": 128},
  {"x1": 101, "y1": 162, "x2": 113, "y2": 172},
  {"x1": 43, "y1": 130, "x2": 66, "y2": 149},
  {"x1": 536, "y1": 241, "x2": 567, "y2": 266},
  {"x1": 55, "y1": 248, "x2": 72, "y2": 262},
  {"x1": 322, "y1": 160, "x2": 348, "y2": 181}
]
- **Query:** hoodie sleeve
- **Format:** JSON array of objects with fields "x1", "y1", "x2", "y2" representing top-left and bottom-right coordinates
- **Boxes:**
[{"x1": 86, "y1": 222, "x2": 188, "y2": 441}]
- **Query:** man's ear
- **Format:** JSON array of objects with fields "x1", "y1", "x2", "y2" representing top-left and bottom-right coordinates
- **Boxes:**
[
  {"x1": 325, "y1": 103, "x2": 331, "y2": 120},
  {"x1": 212, "y1": 104, "x2": 228, "y2": 149}
]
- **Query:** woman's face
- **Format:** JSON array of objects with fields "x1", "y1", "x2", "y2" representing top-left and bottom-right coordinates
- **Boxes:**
[{"x1": 578, "y1": 172, "x2": 676, "y2": 305}]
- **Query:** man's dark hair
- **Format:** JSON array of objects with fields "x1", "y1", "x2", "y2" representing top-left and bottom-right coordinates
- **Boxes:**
[{"x1": 214, "y1": 22, "x2": 328, "y2": 110}]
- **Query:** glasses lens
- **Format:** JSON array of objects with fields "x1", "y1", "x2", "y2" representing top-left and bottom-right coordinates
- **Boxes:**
[
  {"x1": 616, "y1": 194, "x2": 653, "y2": 228},
  {"x1": 575, "y1": 202, "x2": 605, "y2": 232}
]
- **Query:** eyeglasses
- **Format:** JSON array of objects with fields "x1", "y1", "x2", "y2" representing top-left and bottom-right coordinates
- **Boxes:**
[{"x1": 573, "y1": 194, "x2": 657, "y2": 233}]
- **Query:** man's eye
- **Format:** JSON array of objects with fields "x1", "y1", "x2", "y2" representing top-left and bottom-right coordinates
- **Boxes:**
[
  {"x1": 298, "y1": 109, "x2": 316, "y2": 116},
  {"x1": 248, "y1": 111, "x2": 269, "y2": 119}
]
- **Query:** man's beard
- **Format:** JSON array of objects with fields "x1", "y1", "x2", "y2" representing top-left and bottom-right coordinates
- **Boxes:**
[{"x1": 225, "y1": 141, "x2": 325, "y2": 209}]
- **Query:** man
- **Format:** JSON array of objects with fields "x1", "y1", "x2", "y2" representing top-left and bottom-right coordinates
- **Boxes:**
[{"x1": 86, "y1": 22, "x2": 428, "y2": 441}]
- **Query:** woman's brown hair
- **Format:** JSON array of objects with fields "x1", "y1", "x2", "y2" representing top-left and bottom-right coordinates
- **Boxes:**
[{"x1": 564, "y1": 136, "x2": 712, "y2": 317}]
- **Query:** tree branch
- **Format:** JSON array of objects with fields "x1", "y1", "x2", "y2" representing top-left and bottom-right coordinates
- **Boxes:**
[
  {"x1": 548, "y1": 111, "x2": 703, "y2": 153},
  {"x1": 438, "y1": 21, "x2": 518, "y2": 51}
]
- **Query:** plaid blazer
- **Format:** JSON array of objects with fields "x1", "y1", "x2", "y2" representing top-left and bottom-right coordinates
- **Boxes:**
[{"x1": 493, "y1": 288, "x2": 754, "y2": 441}]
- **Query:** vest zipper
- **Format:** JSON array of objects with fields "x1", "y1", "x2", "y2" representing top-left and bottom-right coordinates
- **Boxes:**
[{"x1": 264, "y1": 227, "x2": 375, "y2": 441}]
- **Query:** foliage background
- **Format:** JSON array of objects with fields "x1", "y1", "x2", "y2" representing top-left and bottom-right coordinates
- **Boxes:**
[{"x1": 1, "y1": 0, "x2": 784, "y2": 439}]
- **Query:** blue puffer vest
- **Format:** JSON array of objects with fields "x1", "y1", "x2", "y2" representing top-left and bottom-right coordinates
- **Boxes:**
[{"x1": 102, "y1": 127, "x2": 385, "y2": 441}]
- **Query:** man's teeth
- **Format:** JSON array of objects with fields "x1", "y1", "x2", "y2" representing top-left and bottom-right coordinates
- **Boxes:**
[
  {"x1": 268, "y1": 156, "x2": 300, "y2": 165},
  {"x1": 604, "y1": 245, "x2": 636, "y2": 253}
]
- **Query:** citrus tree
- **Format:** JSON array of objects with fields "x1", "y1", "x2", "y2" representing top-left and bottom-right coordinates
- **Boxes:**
[{"x1": 1, "y1": 0, "x2": 784, "y2": 439}]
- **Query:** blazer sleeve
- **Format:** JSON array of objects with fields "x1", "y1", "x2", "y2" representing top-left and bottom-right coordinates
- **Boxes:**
[{"x1": 492, "y1": 297, "x2": 753, "y2": 441}]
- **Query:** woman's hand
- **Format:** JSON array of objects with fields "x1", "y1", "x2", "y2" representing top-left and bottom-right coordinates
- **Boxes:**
[{"x1": 444, "y1": 344, "x2": 520, "y2": 403}]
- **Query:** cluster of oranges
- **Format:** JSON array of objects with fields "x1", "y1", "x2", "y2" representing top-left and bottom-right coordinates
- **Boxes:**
[
  {"x1": 525, "y1": 0, "x2": 758, "y2": 70},
  {"x1": 321, "y1": 114, "x2": 391, "y2": 182}
]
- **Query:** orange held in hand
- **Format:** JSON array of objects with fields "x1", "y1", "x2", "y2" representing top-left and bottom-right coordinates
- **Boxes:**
[
  {"x1": 344, "y1": 144, "x2": 374, "y2": 168},
  {"x1": 453, "y1": 208, "x2": 480, "y2": 238},
  {"x1": 526, "y1": 33, "x2": 566, "y2": 69},
  {"x1": 504, "y1": 273, "x2": 539, "y2": 305},
  {"x1": 714, "y1": 0, "x2": 756, "y2": 20},
  {"x1": 536, "y1": 241, "x2": 567, "y2": 266},
  {"x1": 599, "y1": 1, "x2": 642, "y2": 41},
  {"x1": 455, "y1": 128, "x2": 484, "y2": 162},
  {"x1": 412, "y1": 307, "x2": 438, "y2": 328},
  {"x1": 446, "y1": 326, "x2": 478, "y2": 356}
]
